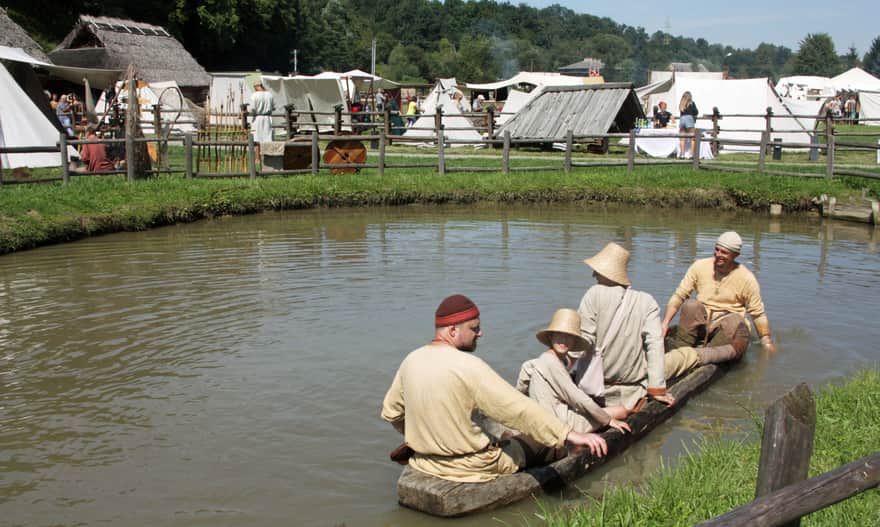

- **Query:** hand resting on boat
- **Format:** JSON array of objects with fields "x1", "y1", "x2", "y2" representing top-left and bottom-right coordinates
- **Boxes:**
[
  {"x1": 651, "y1": 393, "x2": 676, "y2": 406},
  {"x1": 565, "y1": 431, "x2": 608, "y2": 457},
  {"x1": 608, "y1": 418, "x2": 631, "y2": 434}
]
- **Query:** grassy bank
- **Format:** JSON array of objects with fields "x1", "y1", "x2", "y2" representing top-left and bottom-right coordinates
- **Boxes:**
[
  {"x1": 1, "y1": 163, "x2": 879, "y2": 254},
  {"x1": 535, "y1": 369, "x2": 880, "y2": 526}
]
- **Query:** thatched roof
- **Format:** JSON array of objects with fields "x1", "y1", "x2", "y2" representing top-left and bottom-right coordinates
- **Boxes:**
[
  {"x1": 0, "y1": 7, "x2": 50, "y2": 62},
  {"x1": 49, "y1": 15, "x2": 209, "y2": 88}
]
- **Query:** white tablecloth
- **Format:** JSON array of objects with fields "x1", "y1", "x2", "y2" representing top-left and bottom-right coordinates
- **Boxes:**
[{"x1": 620, "y1": 128, "x2": 714, "y2": 160}]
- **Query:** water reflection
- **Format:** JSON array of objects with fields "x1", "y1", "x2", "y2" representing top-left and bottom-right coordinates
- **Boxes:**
[{"x1": 0, "y1": 204, "x2": 878, "y2": 526}]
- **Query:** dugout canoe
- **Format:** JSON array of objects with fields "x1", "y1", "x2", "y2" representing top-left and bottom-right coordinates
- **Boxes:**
[{"x1": 396, "y1": 363, "x2": 726, "y2": 517}]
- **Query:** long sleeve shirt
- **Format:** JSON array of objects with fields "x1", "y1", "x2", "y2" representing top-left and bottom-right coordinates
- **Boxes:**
[
  {"x1": 381, "y1": 343, "x2": 570, "y2": 482},
  {"x1": 577, "y1": 284, "x2": 667, "y2": 404},
  {"x1": 516, "y1": 351, "x2": 611, "y2": 433},
  {"x1": 667, "y1": 257, "x2": 770, "y2": 336}
]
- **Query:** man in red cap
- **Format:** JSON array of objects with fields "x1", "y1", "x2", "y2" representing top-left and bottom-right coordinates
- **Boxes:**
[{"x1": 381, "y1": 294, "x2": 608, "y2": 483}]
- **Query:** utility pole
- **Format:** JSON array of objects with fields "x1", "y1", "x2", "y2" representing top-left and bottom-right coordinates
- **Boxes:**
[
  {"x1": 371, "y1": 39, "x2": 376, "y2": 76},
  {"x1": 293, "y1": 49, "x2": 298, "y2": 75}
]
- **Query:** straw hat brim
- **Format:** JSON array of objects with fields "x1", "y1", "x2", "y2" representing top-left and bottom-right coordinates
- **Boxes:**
[
  {"x1": 535, "y1": 328, "x2": 589, "y2": 352},
  {"x1": 583, "y1": 243, "x2": 631, "y2": 286}
]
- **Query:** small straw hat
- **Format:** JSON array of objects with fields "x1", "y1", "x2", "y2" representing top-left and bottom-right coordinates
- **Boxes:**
[
  {"x1": 535, "y1": 308, "x2": 589, "y2": 352},
  {"x1": 583, "y1": 242, "x2": 631, "y2": 286}
]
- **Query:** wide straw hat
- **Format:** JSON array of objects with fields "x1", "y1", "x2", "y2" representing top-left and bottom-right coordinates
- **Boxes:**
[
  {"x1": 536, "y1": 308, "x2": 590, "y2": 352},
  {"x1": 583, "y1": 242, "x2": 631, "y2": 286}
]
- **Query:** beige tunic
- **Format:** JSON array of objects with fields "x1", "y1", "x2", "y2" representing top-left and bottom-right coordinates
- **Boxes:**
[
  {"x1": 381, "y1": 343, "x2": 570, "y2": 483},
  {"x1": 667, "y1": 257, "x2": 770, "y2": 336},
  {"x1": 577, "y1": 284, "x2": 666, "y2": 408},
  {"x1": 516, "y1": 351, "x2": 611, "y2": 433}
]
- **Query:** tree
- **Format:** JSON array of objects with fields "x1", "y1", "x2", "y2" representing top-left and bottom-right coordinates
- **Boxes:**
[
  {"x1": 791, "y1": 33, "x2": 840, "y2": 77},
  {"x1": 842, "y1": 45, "x2": 861, "y2": 70},
  {"x1": 864, "y1": 36, "x2": 880, "y2": 77}
]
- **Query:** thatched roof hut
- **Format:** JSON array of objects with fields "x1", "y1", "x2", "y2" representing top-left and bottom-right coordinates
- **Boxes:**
[
  {"x1": 49, "y1": 15, "x2": 210, "y2": 102},
  {"x1": 0, "y1": 7, "x2": 50, "y2": 62}
]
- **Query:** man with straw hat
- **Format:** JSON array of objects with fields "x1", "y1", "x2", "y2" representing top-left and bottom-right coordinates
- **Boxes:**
[
  {"x1": 517, "y1": 308, "x2": 632, "y2": 434},
  {"x1": 661, "y1": 231, "x2": 775, "y2": 378},
  {"x1": 575, "y1": 243, "x2": 675, "y2": 410},
  {"x1": 381, "y1": 294, "x2": 609, "y2": 483}
]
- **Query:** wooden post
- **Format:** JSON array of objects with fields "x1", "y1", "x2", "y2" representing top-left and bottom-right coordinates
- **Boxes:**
[
  {"x1": 285, "y1": 103, "x2": 296, "y2": 139},
  {"x1": 825, "y1": 111, "x2": 834, "y2": 179},
  {"x1": 59, "y1": 132, "x2": 70, "y2": 185},
  {"x1": 184, "y1": 133, "x2": 194, "y2": 179},
  {"x1": 763, "y1": 107, "x2": 773, "y2": 156},
  {"x1": 378, "y1": 129, "x2": 386, "y2": 177},
  {"x1": 383, "y1": 106, "x2": 391, "y2": 136},
  {"x1": 758, "y1": 130, "x2": 768, "y2": 173},
  {"x1": 125, "y1": 131, "x2": 135, "y2": 182},
  {"x1": 247, "y1": 133, "x2": 257, "y2": 179},
  {"x1": 627, "y1": 129, "x2": 636, "y2": 173},
  {"x1": 711, "y1": 107, "x2": 721, "y2": 155},
  {"x1": 502, "y1": 130, "x2": 510, "y2": 174},
  {"x1": 434, "y1": 108, "x2": 443, "y2": 144},
  {"x1": 755, "y1": 383, "x2": 816, "y2": 527},
  {"x1": 311, "y1": 130, "x2": 320, "y2": 175},
  {"x1": 693, "y1": 129, "x2": 702, "y2": 169},
  {"x1": 564, "y1": 130, "x2": 573, "y2": 173},
  {"x1": 438, "y1": 125, "x2": 446, "y2": 176},
  {"x1": 126, "y1": 74, "x2": 137, "y2": 182},
  {"x1": 334, "y1": 105, "x2": 343, "y2": 136},
  {"x1": 486, "y1": 105, "x2": 495, "y2": 139}
]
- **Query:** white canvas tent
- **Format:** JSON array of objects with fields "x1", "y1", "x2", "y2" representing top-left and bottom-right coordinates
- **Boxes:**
[
  {"x1": 0, "y1": 62, "x2": 79, "y2": 168},
  {"x1": 648, "y1": 77, "x2": 821, "y2": 152},
  {"x1": 95, "y1": 80, "x2": 199, "y2": 135},
  {"x1": 208, "y1": 72, "x2": 253, "y2": 125},
  {"x1": 261, "y1": 75, "x2": 351, "y2": 133},
  {"x1": 831, "y1": 68, "x2": 880, "y2": 92},
  {"x1": 403, "y1": 78, "x2": 482, "y2": 145},
  {"x1": 638, "y1": 71, "x2": 723, "y2": 111},
  {"x1": 859, "y1": 91, "x2": 880, "y2": 126},
  {"x1": 466, "y1": 71, "x2": 596, "y2": 91}
]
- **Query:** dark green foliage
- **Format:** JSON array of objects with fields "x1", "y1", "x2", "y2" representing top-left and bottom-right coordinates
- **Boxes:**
[
  {"x1": 863, "y1": 36, "x2": 880, "y2": 77},
  {"x1": 791, "y1": 33, "x2": 842, "y2": 77}
]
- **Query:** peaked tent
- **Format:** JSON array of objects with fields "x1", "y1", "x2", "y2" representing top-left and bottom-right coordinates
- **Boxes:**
[
  {"x1": 651, "y1": 77, "x2": 822, "y2": 152},
  {"x1": 774, "y1": 75, "x2": 835, "y2": 100},
  {"x1": 403, "y1": 78, "x2": 482, "y2": 145},
  {"x1": 0, "y1": 62, "x2": 78, "y2": 168},
  {"x1": 859, "y1": 91, "x2": 880, "y2": 126},
  {"x1": 831, "y1": 68, "x2": 880, "y2": 92},
  {"x1": 640, "y1": 71, "x2": 723, "y2": 112}
]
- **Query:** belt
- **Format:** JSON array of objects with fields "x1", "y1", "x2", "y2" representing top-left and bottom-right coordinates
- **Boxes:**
[{"x1": 421, "y1": 439, "x2": 510, "y2": 460}]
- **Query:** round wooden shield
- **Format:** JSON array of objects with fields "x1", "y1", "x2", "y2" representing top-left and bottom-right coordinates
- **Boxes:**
[{"x1": 323, "y1": 140, "x2": 367, "y2": 174}]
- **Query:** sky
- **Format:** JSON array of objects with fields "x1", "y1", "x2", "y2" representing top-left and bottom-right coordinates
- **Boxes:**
[{"x1": 521, "y1": 0, "x2": 877, "y2": 57}]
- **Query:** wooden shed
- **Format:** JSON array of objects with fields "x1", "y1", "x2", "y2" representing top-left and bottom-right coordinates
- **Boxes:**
[{"x1": 49, "y1": 15, "x2": 210, "y2": 103}]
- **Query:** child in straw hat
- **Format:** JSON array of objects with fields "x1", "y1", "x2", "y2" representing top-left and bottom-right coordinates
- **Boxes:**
[{"x1": 516, "y1": 309, "x2": 631, "y2": 435}]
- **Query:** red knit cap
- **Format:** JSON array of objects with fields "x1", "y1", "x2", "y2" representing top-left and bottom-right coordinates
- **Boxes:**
[{"x1": 435, "y1": 294, "x2": 480, "y2": 327}]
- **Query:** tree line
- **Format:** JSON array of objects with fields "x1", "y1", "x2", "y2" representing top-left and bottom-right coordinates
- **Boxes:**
[{"x1": 6, "y1": 0, "x2": 880, "y2": 85}]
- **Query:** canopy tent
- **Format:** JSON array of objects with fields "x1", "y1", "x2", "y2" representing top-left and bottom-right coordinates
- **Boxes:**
[
  {"x1": 403, "y1": 78, "x2": 482, "y2": 145},
  {"x1": 774, "y1": 75, "x2": 836, "y2": 100},
  {"x1": 261, "y1": 75, "x2": 351, "y2": 133},
  {"x1": 0, "y1": 62, "x2": 79, "y2": 169},
  {"x1": 859, "y1": 91, "x2": 880, "y2": 126},
  {"x1": 342, "y1": 69, "x2": 399, "y2": 90},
  {"x1": 647, "y1": 77, "x2": 822, "y2": 152},
  {"x1": 466, "y1": 71, "x2": 597, "y2": 91},
  {"x1": 831, "y1": 68, "x2": 880, "y2": 92},
  {"x1": 95, "y1": 79, "x2": 199, "y2": 135},
  {"x1": 0, "y1": 45, "x2": 121, "y2": 89},
  {"x1": 208, "y1": 72, "x2": 254, "y2": 125}
]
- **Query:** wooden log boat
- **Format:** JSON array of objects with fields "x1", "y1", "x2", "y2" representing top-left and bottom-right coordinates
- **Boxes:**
[{"x1": 396, "y1": 363, "x2": 726, "y2": 517}]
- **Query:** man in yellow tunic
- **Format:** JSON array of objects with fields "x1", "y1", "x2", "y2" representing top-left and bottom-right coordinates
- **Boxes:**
[
  {"x1": 381, "y1": 294, "x2": 608, "y2": 483},
  {"x1": 662, "y1": 231, "x2": 776, "y2": 378}
]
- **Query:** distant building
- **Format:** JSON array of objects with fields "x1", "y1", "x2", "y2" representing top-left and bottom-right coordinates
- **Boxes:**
[
  {"x1": 0, "y1": 7, "x2": 51, "y2": 62},
  {"x1": 558, "y1": 57, "x2": 605, "y2": 77},
  {"x1": 49, "y1": 15, "x2": 210, "y2": 102}
]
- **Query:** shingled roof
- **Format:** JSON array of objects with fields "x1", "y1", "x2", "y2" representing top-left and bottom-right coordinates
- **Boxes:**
[
  {"x1": 49, "y1": 15, "x2": 209, "y2": 88},
  {"x1": 0, "y1": 7, "x2": 50, "y2": 62}
]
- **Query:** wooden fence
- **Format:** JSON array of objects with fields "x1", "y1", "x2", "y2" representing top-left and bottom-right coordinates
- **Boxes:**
[
  {"x1": 2, "y1": 108, "x2": 879, "y2": 186},
  {"x1": 697, "y1": 383, "x2": 879, "y2": 527}
]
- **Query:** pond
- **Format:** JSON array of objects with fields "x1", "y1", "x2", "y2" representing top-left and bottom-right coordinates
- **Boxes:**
[{"x1": 1, "y1": 203, "x2": 878, "y2": 526}]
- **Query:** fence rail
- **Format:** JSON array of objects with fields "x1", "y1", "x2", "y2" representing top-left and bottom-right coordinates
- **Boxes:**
[{"x1": 3, "y1": 109, "x2": 879, "y2": 186}]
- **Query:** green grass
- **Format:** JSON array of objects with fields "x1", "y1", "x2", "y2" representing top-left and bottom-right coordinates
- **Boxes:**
[{"x1": 532, "y1": 370, "x2": 880, "y2": 527}]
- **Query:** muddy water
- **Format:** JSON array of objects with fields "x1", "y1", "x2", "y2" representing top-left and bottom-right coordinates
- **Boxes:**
[{"x1": 0, "y1": 204, "x2": 877, "y2": 526}]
